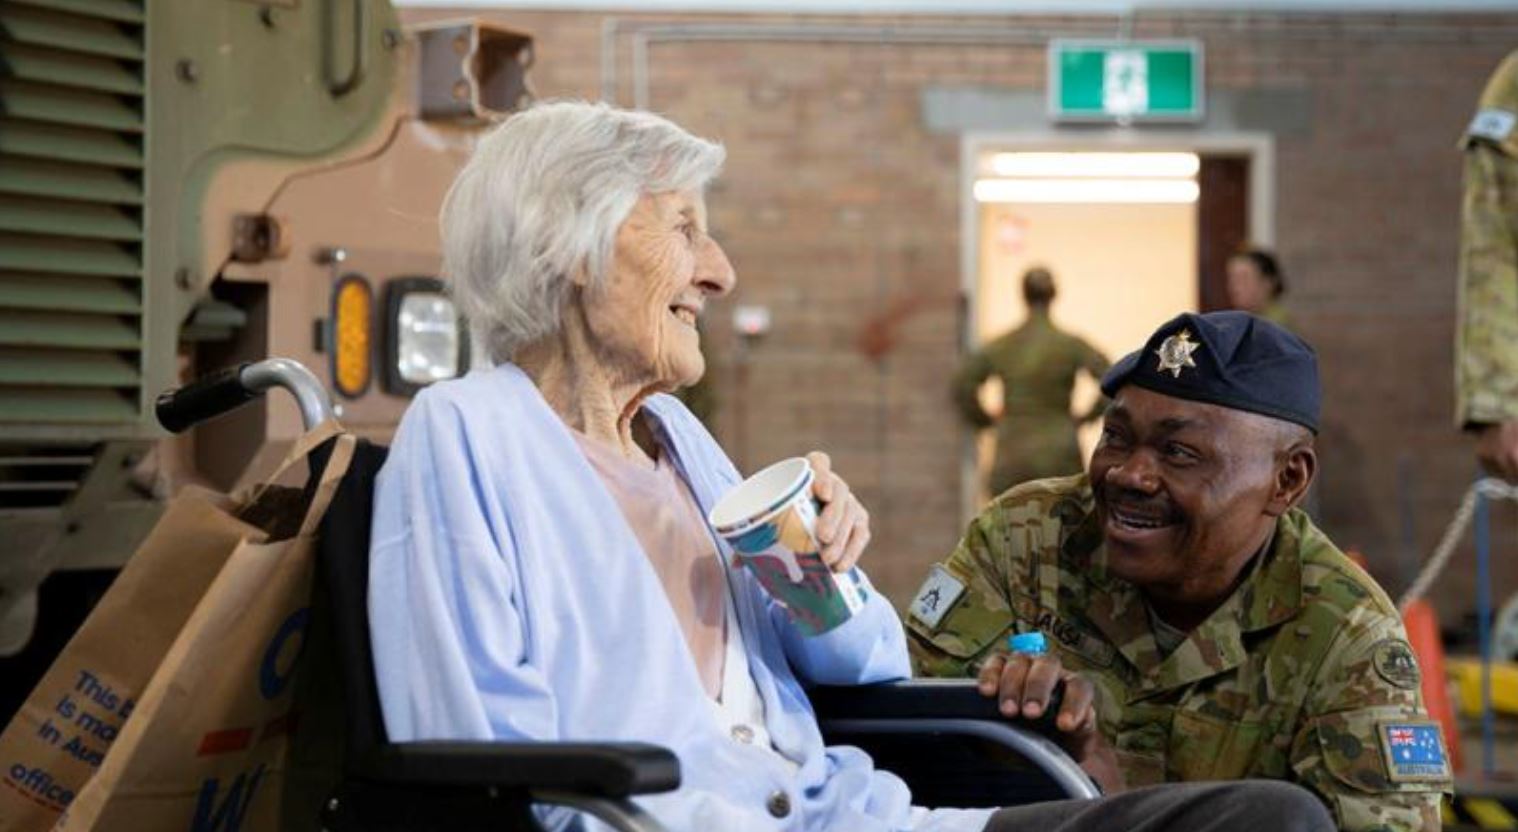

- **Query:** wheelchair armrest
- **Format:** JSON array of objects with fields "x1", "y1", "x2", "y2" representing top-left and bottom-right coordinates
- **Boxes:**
[
  {"x1": 811, "y1": 678, "x2": 1063, "y2": 733},
  {"x1": 810, "y1": 679, "x2": 1101, "y2": 802},
  {"x1": 359, "y1": 741, "x2": 681, "y2": 797},
  {"x1": 809, "y1": 678, "x2": 1009, "y2": 721}
]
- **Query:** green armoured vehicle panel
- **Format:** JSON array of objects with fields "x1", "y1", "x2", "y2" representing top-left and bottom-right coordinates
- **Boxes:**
[
  {"x1": 1, "y1": 0, "x2": 400, "y2": 439},
  {"x1": 0, "y1": 0, "x2": 534, "y2": 663}
]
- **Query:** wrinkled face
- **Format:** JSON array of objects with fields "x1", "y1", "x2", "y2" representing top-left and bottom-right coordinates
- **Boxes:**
[
  {"x1": 581, "y1": 189, "x2": 735, "y2": 391},
  {"x1": 1225, "y1": 256, "x2": 1273, "y2": 313},
  {"x1": 1088, "y1": 386, "x2": 1286, "y2": 600}
]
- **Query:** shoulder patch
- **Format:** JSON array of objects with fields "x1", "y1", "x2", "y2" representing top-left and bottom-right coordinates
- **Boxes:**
[
  {"x1": 1469, "y1": 108, "x2": 1517, "y2": 143},
  {"x1": 1372, "y1": 638, "x2": 1422, "y2": 690},
  {"x1": 908, "y1": 566, "x2": 966, "y2": 630},
  {"x1": 1378, "y1": 721, "x2": 1450, "y2": 783}
]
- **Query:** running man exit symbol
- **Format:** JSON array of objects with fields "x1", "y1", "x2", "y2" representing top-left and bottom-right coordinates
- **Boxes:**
[{"x1": 1104, "y1": 51, "x2": 1148, "y2": 116}]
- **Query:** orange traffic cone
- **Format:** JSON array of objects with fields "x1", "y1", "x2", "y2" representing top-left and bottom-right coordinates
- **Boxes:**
[{"x1": 1404, "y1": 599, "x2": 1462, "y2": 774}]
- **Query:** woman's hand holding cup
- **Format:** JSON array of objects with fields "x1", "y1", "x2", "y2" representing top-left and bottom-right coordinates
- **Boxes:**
[
  {"x1": 805, "y1": 451, "x2": 871, "y2": 573},
  {"x1": 709, "y1": 454, "x2": 871, "y2": 636}
]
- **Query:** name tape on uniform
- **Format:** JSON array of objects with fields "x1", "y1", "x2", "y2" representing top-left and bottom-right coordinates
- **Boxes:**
[{"x1": 909, "y1": 566, "x2": 966, "y2": 630}]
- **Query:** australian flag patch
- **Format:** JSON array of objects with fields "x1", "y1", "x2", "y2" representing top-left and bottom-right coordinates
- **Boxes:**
[{"x1": 1378, "y1": 721, "x2": 1450, "y2": 782}]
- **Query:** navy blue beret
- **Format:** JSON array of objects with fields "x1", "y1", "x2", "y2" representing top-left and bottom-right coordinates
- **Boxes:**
[{"x1": 1100, "y1": 311, "x2": 1320, "y2": 433}]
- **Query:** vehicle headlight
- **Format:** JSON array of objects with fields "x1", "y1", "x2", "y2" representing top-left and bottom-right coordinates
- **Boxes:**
[{"x1": 383, "y1": 277, "x2": 469, "y2": 395}]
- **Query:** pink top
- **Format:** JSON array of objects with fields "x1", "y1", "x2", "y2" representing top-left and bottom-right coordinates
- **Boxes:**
[{"x1": 573, "y1": 432, "x2": 728, "y2": 700}]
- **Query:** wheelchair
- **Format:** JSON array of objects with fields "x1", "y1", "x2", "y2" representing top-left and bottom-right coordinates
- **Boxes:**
[{"x1": 156, "y1": 358, "x2": 1099, "y2": 832}]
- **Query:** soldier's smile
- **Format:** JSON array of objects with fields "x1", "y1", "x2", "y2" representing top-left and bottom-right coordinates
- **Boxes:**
[
  {"x1": 1098, "y1": 495, "x2": 1182, "y2": 549},
  {"x1": 1107, "y1": 502, "x2": 1174, "y2": 530}
]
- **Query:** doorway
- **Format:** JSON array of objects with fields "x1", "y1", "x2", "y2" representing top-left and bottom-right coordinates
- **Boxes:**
[{"x1": 959, "y1": 134, "x2": 1274, "y2": 514}]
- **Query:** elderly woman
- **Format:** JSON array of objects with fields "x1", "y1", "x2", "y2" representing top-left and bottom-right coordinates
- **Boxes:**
[{"x1": 369, "y1": 102, "x2": 1333, "y2": 832}]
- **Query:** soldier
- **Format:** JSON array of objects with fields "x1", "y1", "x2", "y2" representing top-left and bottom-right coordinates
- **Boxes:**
[
  {"x1": 1456, "y1": 51, "x2": 1518, "y2": 482},
  {"x1": 1226, "y1": 248, "x2": 1290, "y2": 329},
  {"x1": 954, "y1": 267, "x2": 1110, "y2": 496},
  {"x1": 911, "y1": 312, "x2": 1451, "y2": 832}
]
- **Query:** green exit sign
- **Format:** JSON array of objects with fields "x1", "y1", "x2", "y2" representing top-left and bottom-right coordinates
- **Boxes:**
[{"x1": 1049, "y1": 40, "x2": 1204, "y2": 123}]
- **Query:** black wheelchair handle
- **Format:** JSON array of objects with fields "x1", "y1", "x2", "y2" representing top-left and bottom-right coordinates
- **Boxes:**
[
  {"x1": 1027, "y1": 680, "x2": 1065, "y2": 735},
  {"x1": 978, "y1": 680, "x2": 1067, "y2": 735},
  {"x1": 156, "y1": 362, "x2": 257, "y2": 433},
  {"x1": 156, "y1": 358, "x2": 336, "y2": 433}
]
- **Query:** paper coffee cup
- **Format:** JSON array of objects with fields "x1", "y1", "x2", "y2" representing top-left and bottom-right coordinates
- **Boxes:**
[{"x1": 708, "y1": 458, "x2": 868, "y2": 636}]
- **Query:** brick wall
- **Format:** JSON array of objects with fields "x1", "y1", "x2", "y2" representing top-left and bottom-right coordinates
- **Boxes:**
[{"x1": 404, "y1": 6, "x2": 1518, "y2": 626}]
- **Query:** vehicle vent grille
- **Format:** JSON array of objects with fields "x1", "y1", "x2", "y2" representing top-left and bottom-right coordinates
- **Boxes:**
[
  {"x1": 0, "y1": 445, "x2": 96, "y2": 508},
  {"x1": 0, "y1": 0, "x2": 145, "y2": 425}
]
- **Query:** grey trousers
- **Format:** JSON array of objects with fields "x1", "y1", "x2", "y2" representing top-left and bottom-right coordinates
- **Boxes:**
[{"x1": 983, "y1": 781, "x2": 1334, "y2": 832}]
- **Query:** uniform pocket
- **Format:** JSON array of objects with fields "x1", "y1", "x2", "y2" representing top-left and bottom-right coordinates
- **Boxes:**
[
  {"x1": 1299, "y1": 708, "x2": 1449, "y2": 832},
  {"x1": 905, "y1": 561, "x2": 1019, "y2": 677},
  {"x1": 905, "y1": 605, "x2": 1013, "y2": 670},
  {"x1": 1307, "y1": 709, "x2": 1449, "y2": 794},
  {"x1": 1168, "y1": 709, "x2": 1267, "y2": 781}
]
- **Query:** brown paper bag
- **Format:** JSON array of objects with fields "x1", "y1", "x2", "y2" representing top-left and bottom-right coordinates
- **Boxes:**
[
  {"x1": 0, "y1": 497, "x2": 262, "y2": 831},
  {"x1": 0, "y1": 423, "x2": 351, "y2": 832},
  {"x1": 54, "y1": 430, "x2": 355, "y2": 832}
]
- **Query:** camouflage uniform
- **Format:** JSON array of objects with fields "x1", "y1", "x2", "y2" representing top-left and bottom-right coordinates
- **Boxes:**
[
  {"x1": 953, "y1": 313, "x2": 1110, "y2": 495},
  {"x1": 1456, "y1": 51, "x2": 1518, "y2": 427},
  {"x1": 1260, "y1": 302, "x2": 1291, "y2": 330},
  {"x1": 908, "y1": 475, "x2": 1451, "y2": 832}
]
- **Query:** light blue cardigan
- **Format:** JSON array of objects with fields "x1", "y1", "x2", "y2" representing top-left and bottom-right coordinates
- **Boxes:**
[{"x1": 368, "y1": 364, "x2": 922, "y2": 831}]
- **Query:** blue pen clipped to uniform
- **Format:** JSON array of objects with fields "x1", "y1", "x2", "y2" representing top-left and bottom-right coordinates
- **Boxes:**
[{"x1": 1008, "y1": 632, "x2": 1048, "y2": 656}]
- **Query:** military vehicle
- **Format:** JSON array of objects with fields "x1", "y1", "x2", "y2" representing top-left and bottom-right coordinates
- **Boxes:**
[{"x1": 0, "y1": 0, "x2": 533, "y2": 668}]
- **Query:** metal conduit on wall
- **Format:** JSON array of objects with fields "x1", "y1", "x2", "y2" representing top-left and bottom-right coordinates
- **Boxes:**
[
  {"x1": 601, "y1": 15, "x2": 1518, "y2": 107},
  {"x1": 602, "y1": 21, "x2": 1127, "y2": 106}
]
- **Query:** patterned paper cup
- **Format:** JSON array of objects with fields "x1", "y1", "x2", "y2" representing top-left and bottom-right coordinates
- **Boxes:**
[{"x1": 708, "y1": 458, "x2": 868, "y2": 636}]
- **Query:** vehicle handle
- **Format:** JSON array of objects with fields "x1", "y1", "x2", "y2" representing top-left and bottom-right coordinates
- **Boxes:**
[{"x1": 327, "y1": 0, "x2": 368, "y2": 97}]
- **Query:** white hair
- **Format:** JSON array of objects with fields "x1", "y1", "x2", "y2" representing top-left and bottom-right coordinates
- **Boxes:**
[{"x1": 440, "y1": 100, "x2": 726, "y2": 363}]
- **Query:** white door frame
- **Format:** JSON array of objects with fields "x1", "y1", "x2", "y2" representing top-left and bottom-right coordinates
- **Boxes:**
[{"x1": 956, "y1": 129, "x2": 1277, "y2": 522}]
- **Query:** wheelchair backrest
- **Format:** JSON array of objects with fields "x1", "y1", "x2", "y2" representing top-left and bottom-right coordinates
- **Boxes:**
[{"x1": 312, "y1": 437, "x2": 393, "y2": 768}]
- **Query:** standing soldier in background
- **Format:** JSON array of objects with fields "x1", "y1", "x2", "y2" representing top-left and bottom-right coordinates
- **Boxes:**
[
  {"x1": 954, "y1": 267, "x2": 1110, "y2": 496},
  {"x1": 1226, "y1": 248, "x2": 1290, "y2": 328},
  {"x1": 1457, "y1": 51, "x2": 1518, "y2": 483}
]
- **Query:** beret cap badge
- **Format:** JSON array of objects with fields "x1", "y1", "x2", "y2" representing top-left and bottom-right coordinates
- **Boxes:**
[{"x1": 1154, "y1": 329, "x2": 1200, "y2": 378}]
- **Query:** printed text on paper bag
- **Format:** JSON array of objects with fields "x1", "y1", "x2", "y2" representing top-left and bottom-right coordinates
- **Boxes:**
[{"x1": 2, "y1": 670, "x2": 133, "y2": 811}]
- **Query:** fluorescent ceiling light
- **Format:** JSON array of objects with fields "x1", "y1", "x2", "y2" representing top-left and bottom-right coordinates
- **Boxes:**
[
  {"x1": 988, "y1": 152, "x2": 1200, "y2": 179},
  {"x1": 974, "y1": 178, "x2": 1200, "y2": 204}
]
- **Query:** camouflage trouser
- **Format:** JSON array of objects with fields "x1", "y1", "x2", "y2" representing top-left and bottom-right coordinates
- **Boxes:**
[{"x1": 982, "y1": 781, "x2": 1333, "y2": 832}]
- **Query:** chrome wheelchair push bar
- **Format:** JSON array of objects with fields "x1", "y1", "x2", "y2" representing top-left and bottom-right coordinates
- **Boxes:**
[{"x1": 156, "y1": 358, "x2": 335, "y2": 433}]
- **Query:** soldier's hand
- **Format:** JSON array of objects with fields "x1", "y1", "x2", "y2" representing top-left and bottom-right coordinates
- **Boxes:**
[
  {"x1": 1475, "y1": 421, "x2": 1518, "y2": 483},
  {"x1": 978, "y1": 651, "x2": 1125, "y2": 793}
]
